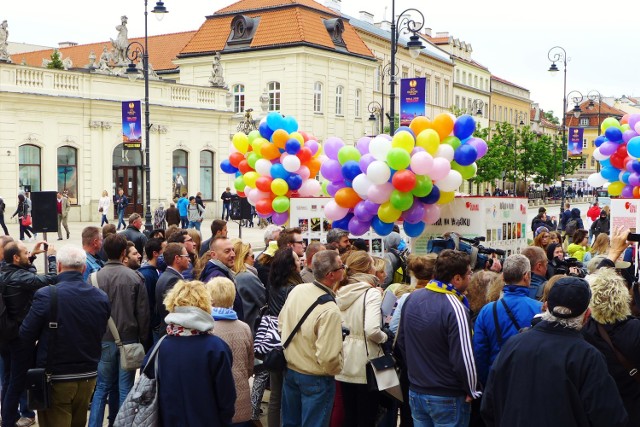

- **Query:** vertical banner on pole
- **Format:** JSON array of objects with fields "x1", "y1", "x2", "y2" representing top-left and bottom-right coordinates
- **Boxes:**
[
  {"x1": 567, "y1": 127, "x2": 584, "y2": 156},
  {"x1": 400, "y1": 78, "x2": 426, "y2": 126},
  {"x1": 122, "y1": 101, "x2": 142, "y2": 150}
]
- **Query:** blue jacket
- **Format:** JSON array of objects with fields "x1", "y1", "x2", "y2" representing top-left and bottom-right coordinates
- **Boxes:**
[
  {"x1": 473, "y1": 285, "x2": 542, "y2": 384},
  {"x1": 20, "y1": 271, "x2": 111, "y2": 379},
  {"x1": 83, "y1": 252, "x2": 104, "y2": 282},
  {"x1": 177, "y1": 197, "x2": 189, "y2": 217},
  {"x1": 528, "y1": 273, "x2": 546, "y2": 300}
]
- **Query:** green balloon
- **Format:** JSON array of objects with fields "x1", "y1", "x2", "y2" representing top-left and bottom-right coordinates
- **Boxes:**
[
  {"x1": 234, "y1": 176, "x2": 245, "y2": 192},
  {"x1": 247, "y1": 152, "x2": 259, "y2": 169},
  {"x1": 412, "y1": 175, "x2": 433, "y2": 197},
  {"x1": 272, "y1": 196, "x2": 290, "y2": 213},
  {"x1": 321, "y1": 180, "x2": 330, "y2": 196},
  {"x1": 451, "y1": 161, "x2": 477, "y2": 180},
  {"x1": 442, "y1": 136, "x2": 461, "y2": 150},
  {"x1": 390, "y1": 189, "x2": 413, "y2": 211},
  {"x1": 338, "y1": 146, "x2": 361, "y2": 165},
  {"x1": 248, "y1": 130, "x2": 261, "y2": 143},
  {"x1": 386, "y1": 148, "x2": 411, "y2": 170}
]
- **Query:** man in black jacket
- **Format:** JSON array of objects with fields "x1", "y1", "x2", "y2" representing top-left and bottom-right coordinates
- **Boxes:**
[
  {"x1": 154, "y1": 243, "x2": 189, "y2": 337},
  {"x1": 20, "y1": 245, "x2": 110, "y2": 426},
  {"x1": 0, "y1": 241, "x2": 57, "y2": 427},
  {"x1": 120, "y1": 213, "x2": 147, "y2": 257},
  {"x1": 200, "y1": 236, "x2": 244, "y2": 321}
]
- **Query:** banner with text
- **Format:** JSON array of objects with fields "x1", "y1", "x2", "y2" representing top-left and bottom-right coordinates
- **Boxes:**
[
  {"x1": 568, "y1": 127, "x2": 584, "y2": 157},
  {"x1": 400, "y1": 78, "x2": 426, "y2": 126},
  {"x1": 122, "y1": 101, "x2": 142, "y2": 150}
]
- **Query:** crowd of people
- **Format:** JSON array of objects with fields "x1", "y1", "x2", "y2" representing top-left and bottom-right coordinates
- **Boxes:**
[{"x1": 0, "y1": 192, "x2": 638, "y2": 427}]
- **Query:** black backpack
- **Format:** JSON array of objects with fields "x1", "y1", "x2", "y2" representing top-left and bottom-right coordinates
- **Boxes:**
[
  {"x1": 564, "y1": 218, "x2": 578, "y2": 237},
  {"x1": 0, "y1": 283, "x2": 19, "y2": 344}
]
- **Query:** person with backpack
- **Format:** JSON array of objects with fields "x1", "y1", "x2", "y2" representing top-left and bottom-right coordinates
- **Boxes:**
[
  {"x1": 563, "y1": 208, "x2": 584, "y2": 244},
  {"x1": 382, "y1": 232, "x2": 409, "y2": 288}
]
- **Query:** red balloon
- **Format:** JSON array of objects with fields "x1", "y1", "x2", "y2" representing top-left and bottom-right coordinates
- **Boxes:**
[
  {"x1": 392, "y1": 170, "x2": 417, "y2": 192},
  {"x1": 238, "y1": 160, "x2": 253, "y2": 174},
  {"x1": 256, "y1": 198, "x2": 274, "y2": 215},
  {"x1": 297, "y1": 147, "x2": 312, "y2": 164},
  {"x1": 616, "y1": 143, "x2": 627, "y2": 156},
  {"x1": 229, "y1": 152, "x2": 245, "y2": 168},
  {"x1": 610, "y1": 153, "x2": 625, "y2": 170},
  {"x1": 237, "y1": 191, "x2": 246, "y2": 198},
  {"x1": 299, "y1": 131, "x2": 310, "y2": 142},
  {"x1": 255, "y1": 176, "x2": 273, "y2": 192}
]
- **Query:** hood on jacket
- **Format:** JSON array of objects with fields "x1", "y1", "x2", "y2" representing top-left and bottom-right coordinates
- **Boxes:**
[
  {"x1": 587, "y1": 268, "x2": 631, "y2": 324},
  {"x1": 336, "y1": 280, "x2": 374, "y2": 311},
  {"x1": 571, "y1": 208, "x2": 581, "y2": 218},
  {"x1": 165, "y1": 306, "x2": 216, "y2": 332},
  {"x1": 383, "y1": 232, "x2": 401, "y2": 250}
]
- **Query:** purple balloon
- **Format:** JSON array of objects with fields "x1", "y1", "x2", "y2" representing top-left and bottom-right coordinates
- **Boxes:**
[
  {"x1": 402, "y1": 201, "x2": 425, "y2": 224},
  {"x1": 320, "y1": 159, "x2": 343, "y2": 182},
  {"x1": 354, "y1": 201, "x2": 374, "y2": 221},
  {"x1": 411, "y1": 146, "x2": 426, "y2": 155},
  {"x1": 348, "y1": 217, "x2": 372, "y2": 236},
  {"x1": 272, "y1": 211, "x2": 289, "y2": 226},
  {"x1": 599, "y1": 141, "x2": 619, "y2": 156},
  {"x1": 356, "y1": 136, "x2": 371, "y2": 155},
  {"x1": 257, "y1": 211, "x2": 271, "y2": 219},
  {"x1": 626, "y1": 161, "x2": 636, "y2": 173},
  {"x1": 323, "y1": 137, "x2": 345, "y2": 160},
  {"x1": 326, "y1": 180, "x2": 346, "y2": 197},
  {"x1": 623, "y1": 130, "x2": 639, "y2": 144},
  {"x1": 467, "y1": 137, "x2": 488, "y2": 159},
  {"x1": 306, "y1": 140, "x2": 319, "y2": 155},
  {"x1": 630, "y1": 115, "x2": 640, "y2": 131},
  {"x1": 359, "y1": 154, "x2": 376, "y2": 173},
  {"x1": 364, "y1": 200, "x2": 380, "y2": 216},
  {"x1": 622, "y1": 185, "x2": 635, "y2": 198},
  {"x1": 630, "y1": 173, "x2": 640, "y2": 187}
]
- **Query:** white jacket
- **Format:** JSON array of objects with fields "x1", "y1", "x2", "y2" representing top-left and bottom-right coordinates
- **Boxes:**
[
  {"x1": 335, "y1": 276, "x2": 387, "y2": 384},
  {"x1": 98, "y1": 196, "x2": 110, "y2": 215}
]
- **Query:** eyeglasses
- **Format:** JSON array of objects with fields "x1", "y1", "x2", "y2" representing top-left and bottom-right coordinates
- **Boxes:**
[
  {"x1": 332, "y1": 265, "x2": 346, "y2": 272},
  {"x1": 293, "y1": 240, "x2": 305, "y2": 244},
  {"x1": 178, "y1": 254, "x2": 190, "y2": 258}
]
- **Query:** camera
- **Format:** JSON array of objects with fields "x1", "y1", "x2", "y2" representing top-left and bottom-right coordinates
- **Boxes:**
[
  {"x1": 341, "y1": 326, "x2": 350, "y2": 341},
  {"x1": 553, "y1": 257, "x2": 585, "y2": 278}
]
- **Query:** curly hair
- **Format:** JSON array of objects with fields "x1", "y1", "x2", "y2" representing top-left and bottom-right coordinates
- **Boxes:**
[
  {"x1": 533, "y1": 231, "x2": 550, "y2": 250},
  {"x1": 587, "y1": 268, "x2": 631, "y2": 324},
  {"x1": 164, "y1": 280, "x2": 211, "y2": 313},
  {"x1": 268, "y1": 247, "x2": 302, "y2": 289},
  {"x1": 206, "y1": 277, "x2": 236, "y2": 308},
  {"x1": 467, "y1": 270, "x2": 499, "y2": 315}
]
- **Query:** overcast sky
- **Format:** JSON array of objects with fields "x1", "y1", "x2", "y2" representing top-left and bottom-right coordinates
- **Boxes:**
[{"x1": 4, "y1": 0, "x2": 638, "y2": 116}]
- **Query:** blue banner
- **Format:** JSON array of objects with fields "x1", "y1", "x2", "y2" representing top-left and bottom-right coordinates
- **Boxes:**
[
  {"x1": 122, "y1": 101, "x2": 142, "y2": 150},
  {"x1": 400, "y1": 78, "x2": 426, "y2": 126},
  {"x1": 567, "y1": 127, "x2": 584, "y2": 157}
]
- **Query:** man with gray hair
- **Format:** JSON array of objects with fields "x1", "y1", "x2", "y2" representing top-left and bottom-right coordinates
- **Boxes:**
[
  {"x1": 301, "y1": 242, "x2": 326, "y2": 283},
  {"x1": 326, "y1": 228, "x2": 350, "y2": 253},
  {"x1": 20, "y1": 246, "x2": 111, "y2": 427},
  {"x1": 473, "y1": 254, "x2": 542, "y2": 384},
  {"x1": 481, "y1": 277, "x2": 628, "y2": 426}
]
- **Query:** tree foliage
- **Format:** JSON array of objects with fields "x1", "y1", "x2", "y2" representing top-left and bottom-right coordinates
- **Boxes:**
[
  {"x1": 47, "y1": 49, "x2": 64, "y2": 70},
  {"x1": 543, "y1": 110, "x2": 560, "y2": 125}
]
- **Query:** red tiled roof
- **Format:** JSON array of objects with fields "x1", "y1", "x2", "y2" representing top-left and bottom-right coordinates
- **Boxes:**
[
  {"x1": 181, "y1": 0, "x2": 373, "y2": 58},
  {"x1": 491, "y1": 75, "x2": 528, "y2": 91},
  {"x1": 567, "y1": 100, "x2": 626, "y2": 126},
  {"x1": 15, "y1": 31, "x2": 196, "y2": 71}
]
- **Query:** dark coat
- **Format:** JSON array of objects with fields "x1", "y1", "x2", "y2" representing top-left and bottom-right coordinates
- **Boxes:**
[
  {"x1": 481, "y1": 320, "x2": 628, "y2": 427},
  {"x1": 235, "y1": 270, "x2": 266, "y2": 336},
  {"x1": 139, "y1": 263, "x2": 160, "y2": 338},
  {"x1": 120, "y1": 225, "x2": 148, "y2": 257},
  {"x1": 591, "y1": 216, "x2": 610, "y2": 238},
  {"x1": 199, "y1": 261, "x2": 244, "y2": 321},
  {"x1": 1, "y1": 263, "x2": 57, "y2": 324},
  {"x1": 165, "y1": 207, "x2": 180, "y2": 226},
  {"x1": 154, "y1": 267, "x2": 183, "y2": 334},
  {"x1": 20, "y1": 271, "x2": 110, "y2": 379}
]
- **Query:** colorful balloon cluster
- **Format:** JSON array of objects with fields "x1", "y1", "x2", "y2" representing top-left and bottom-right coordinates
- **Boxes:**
[
  {"x1": 587, "y1": 114, "x2": 640, "y2": 198},
  {"x1": 322, "y1": 114, "x2": 488, "y2": 237},
  {"x1": 219, "y1": 112, "x2": 323, "y2": 225}
]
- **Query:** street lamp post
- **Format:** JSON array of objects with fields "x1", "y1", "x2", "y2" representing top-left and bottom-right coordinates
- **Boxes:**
[
  {"x1": 547, "y1": 46, "x2": 568, "y2": 219},
  {"x1": 587, "y1": 90, "x2": 602, "y2": 173},
  {"x1": 471, "y1": 99, "x2": 485, "y2": 117},
  {"x1": 515, "y1": 112, "x2": 527, "y2": 196},
  {"x1": 379, "y1": 62, "x2": 396, "y2": 133},
  {"x1": 368, "y1": 101, "x2": 382, "y2": 135},
  {"x1": 126, "y1": 0, "x2": 168, "y2": 233},
  {"x1": 389, "y1": 2, "x2": 425, "y2": 135}
]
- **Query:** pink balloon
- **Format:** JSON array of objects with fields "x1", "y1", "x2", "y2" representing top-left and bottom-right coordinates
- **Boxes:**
[
  {"x1": 367, "y1": 182, "x2": 394, "y2": 204},
  {"x1": 429, "y1": 158, "x2": 451, "y2": 181},
  {"x1": 325, "y1": 200, "x2": 350, "y2": 221},
  {"x1": 296, "y1": 166, "x2": 311, "y2": 181},
  {"x1": 423, "y1": 204, "x2": 441, "y2": 224},
  {"x1": 298, "y1": 179, "x2": 321, "y2": 197},
  {"x1": 410, "y1": 152, "x2": 434, "y2": 175},
  {"x1": 247, "y1": 189, "x2": 270, "y2": 205}
]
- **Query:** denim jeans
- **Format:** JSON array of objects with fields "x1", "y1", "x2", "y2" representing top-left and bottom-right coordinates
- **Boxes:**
[
  {"x1": 281, "y1": 368, "x2": 335, "y2": 427},
  {"x1": 408, "y1": 390, "x2": 471, "y2": 427},
  {"x1": 222, "y1": 203, "x2": 230, "y2": 220},
  {"x1": 117, "y1": 210, "x2": 125, "y2": 230},
  {"x1": 0, "y1": 338, "x2": 34, "y2": 426},
  {"x1": 101, "y1": 214, "x2": 109, "y2": 226},
  {"x1": 180, "y1": 216, "x2": 188, "y2": 229},
  {"x1": 87, "y1": 341, "x2": 135, "y2": 427},
  {"x1": 187, "y1": 220, "x2": 202, "y2": 231}
]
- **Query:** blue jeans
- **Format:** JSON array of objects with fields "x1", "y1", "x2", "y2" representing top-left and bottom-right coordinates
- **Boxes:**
[
  {"x1": 409, "y1": 390, "x2": 471, "y2": 427},
  {"x1": 117, "y1": 209, "x2": 125, "y2": 230},
  {"x1": 222, "y1": 203, "x2": 230, "y2": 220},
  {"x1": 0, "y1": 339, "x2": 35, "y2": 425},
  {"x1": 180, "y1": 216, "x2": 188, "y2": 229},
  {"x1": 101, "y1": 214, "x2": 109, "y2": 226},
  {"x1": 281, "y1": 368, "x2": 335, "y2": 427},
  {"x1": 88, "y1": 341, "x2": 135, "y2": 427},
  {"x1": 187, "y1": 220, "x2": 201, "y2": 231}
]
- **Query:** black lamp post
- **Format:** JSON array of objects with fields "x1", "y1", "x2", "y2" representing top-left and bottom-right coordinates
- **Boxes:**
[
  {"x1": 471, "y1": 99, "x2": 485, "y2": 117},
  {"x1": 368, "y1": 101, "x2": 382, "y2": 135},
  {"x1": 125, "y1": 0, "x2": 168, "y2": 232},
  {"x1": 587, "y1": 90, "x2": 602, "y2": 173},
  {"x1": 389, "y1": 3, "x2": 425, "y2": 135},
  {"x1": 515, "y1": 112, "x2": 528, "y2": 196}
]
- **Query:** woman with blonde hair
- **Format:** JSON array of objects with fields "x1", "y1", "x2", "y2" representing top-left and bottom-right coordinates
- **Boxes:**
[
  {"x1": 590, "y1": 233, "x2": 610, "y2": 257},
  {"x1": 232, "y1": 240, "x2": 265, "y2": 336},
  {"x1": 154, "y1": 280, "x2": 235, "y2": 426},
  {"x1": 467, "y1": 270, "x2": 500, "y2": 319},
  {"x1": 334, "y1": 250, "x2": 391, "y2": 426},
  {"x1": 186, "y1": 228, "x2": 202, "y2": 256},
  {"x1": 98, "y1": 190, "x2": 110, "y2": 226},
  {"x1": 207, "y1": 277, "x2": 254, "y2": 427}
]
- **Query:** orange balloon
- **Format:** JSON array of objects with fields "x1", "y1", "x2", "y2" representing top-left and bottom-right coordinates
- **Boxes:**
[
  {"x1": 621, "y1": 114, "x2": 630, "y2": 125},
  {"x1": 261, "y1": 143, "x2": 281, "y2": 160},
  {"x1": 633, "y1": 186, "x2": 640, "y2": 198},
  {"x1": 431, "y1": 113, "x2": 455, "y2": 140},
  {"x1": 335, "y1": 188, "x2": 362, "y2": 209},
  {"x1": 307, "y1": 158, "x2": 321, "y2": 177},
  {"x1": 272, "y1": 129, "x2": 289, "y2": 149},
  {"x1": 410, "y1": 116, "x2": 431, "y2": 136}
]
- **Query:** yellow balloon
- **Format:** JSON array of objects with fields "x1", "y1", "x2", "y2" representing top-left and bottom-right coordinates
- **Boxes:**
[
  {"x1": 436, "y1": 191, "x2": 455, "y2": 205},
  {"x1": 289, "y1": 132, "x2": 305, "y2": 145},
  {"x1": 378, "y1": 202, "x2": 402, "y2": 223},
  {"x1": 271, "y1": 178, "x2": 289, "y2": 196},
  {"x1": 313, "y1": 144, "x2": 324, "y2": 158},
  {"x1": 416, "y1": 129, "x2": 440, "y2": 155},
  {"x1": 232, "y1": 132, "x2": 249, "y2": 154},
  {"x1": 608, "y1": 181, "x2": 625, "y2": 197},
  {"x1": 243, "y1": 171, "x2": 259, "y2": 189},
  {"x1": 252, "y1": 137, "x2": 268, "y2": 154},
  {"x1": 391, "y1": 131, "x2": 415, "y2": 153}
]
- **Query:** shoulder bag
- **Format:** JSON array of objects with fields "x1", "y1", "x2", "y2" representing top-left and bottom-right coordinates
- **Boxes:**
[
  {"x1": 91, "y1": 273, "x2": 145, "y2": 371},
  {"x1": 596, "y1": 322, "x2": 640, "y2": 384},
  {"x1": 364, "y1": 288, "x2": 400, "y2": 392},
  {"x1": 492, "y1": 299, "x2": 524, "y2": 347}
]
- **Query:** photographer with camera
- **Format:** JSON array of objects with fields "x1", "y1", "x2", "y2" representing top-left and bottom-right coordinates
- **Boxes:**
[{"x1": 546, "y1": 243, "x2": 585, "y2": 278}]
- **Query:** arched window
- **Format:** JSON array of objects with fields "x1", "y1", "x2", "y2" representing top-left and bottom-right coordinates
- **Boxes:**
[
  {"x1": 200, "y1": 150, "x2": 214, "y2": 200},
  {"x1": 314, "y1": 82, "x2": 323, "y2": 113},
  {"x1": 172, "y1": 150, "x2": 188, "y2": 198},
  {"x1": 355, "y1": 89, "x2": 362, "y2": 117},
  {"x1": 57, "y1": 146, "x2": 78, "y2": 204},
  {"x1": 233, "y1": 84, "x2": 245, "y2": 113},
  {"x1": 268, "y1": 81, "x2": 281, "y2": 111},
  {"x1": 335, "y1": 85, "x2": 344, "y2": 116},
  {"x1": 19, "y1": 144, "x2": 41, "y2": 192}
]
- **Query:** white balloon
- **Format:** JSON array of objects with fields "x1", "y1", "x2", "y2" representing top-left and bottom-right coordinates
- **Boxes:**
[
  {"x1": 435, "y1": 144, "x2": 455, "y2": 162},
  {"x1": 592, "y1": 147, "x2": 610, "y2": 161},
  {"x1": 436, "y1": 170, "x2": 463, "y2": 192},
  {"x1": 369, "y1": 135, "x2": 392, "y2": 161},
  {"x1": 282, "y1": 155, "x2": 301, "y2": 172},
  {"x1": 366, "y1": 160, "x2": 391, "y2": 185},
  {"x1": 352, "y1": 174, "x2": 373, "y2": 198},
  {"x1": 255, "y1": 159, "x2": 272, "y2": 176},
  {"x1": 587, "y1": 172, "x2": 608, "y2": 187},
  {"x1": 299, "y1": 179, "x2": 322, "y2": 197}
]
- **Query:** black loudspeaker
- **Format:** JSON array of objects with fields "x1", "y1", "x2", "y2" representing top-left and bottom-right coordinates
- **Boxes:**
[{"x1": 30, "y1": 191, "x2": 59, "y2": 234}]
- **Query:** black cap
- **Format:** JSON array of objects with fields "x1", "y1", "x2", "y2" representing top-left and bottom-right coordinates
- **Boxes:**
[{"x1": 547, "y1": 277, "x2": 591, "y2": 319}]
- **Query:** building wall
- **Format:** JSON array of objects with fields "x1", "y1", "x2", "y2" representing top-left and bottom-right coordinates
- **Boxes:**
[
  {"x1": 452, "y1": 60, "x2": 491, "y2": 129},
  {"x1": 489, "y1": 79, "x2": 531, "y2": 128}
]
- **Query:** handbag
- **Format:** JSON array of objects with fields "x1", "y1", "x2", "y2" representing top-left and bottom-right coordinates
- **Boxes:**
[
  {"x1": 99, "y1": 207, "x2": 103, "y2": 213},
  {"x1": 254, "y1": 312, "x2": 281, "y2": 356},
  {"x1": 597, "y1": 323, "x2": 640, "y2": 384},
  {"x1": 21, "y1": 214, "x2": 32, "y2": 226},
  {"x1": 114, "y1": 335, "x2": 167, "y2": 427},
  {"x1": 26, "y1": 285, "x2": 57, "y2": 410},
  {"x1": 90, "y1": 273, "x2": 145, "y2": 371}
]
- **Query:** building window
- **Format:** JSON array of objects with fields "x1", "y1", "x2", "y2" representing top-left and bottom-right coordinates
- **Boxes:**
[
  {"x1": 355, "y1": 89, "x2": 362, "y2": 117},
  {"x1": 583, "y1": 139, "x2": 588, "y2": 149},
  {"x1": 335, "y1": 85, "x2": 344, "y2": 116},
  {"x1": 172, "y1": 150, "x2": 189, "y2": 197},
  {"x1": 493, "y1": 105, "x2": 497, "y2": 120},
  {"x1": 200, "y1": 150, "x2": 214, "y2": 201},
  {"x1": 474, "y1": 76, "x2": 478, "y2": 88},
  {"x1": 268, "y1": 81, "x2": 280, "y2": 111},
  {"x1": 425, "y1": 77, "x2": 430, "y2": 102},
  {"x1": 580, "y1": 117, "x2": 589, "y2": 126},
  {"x1": 462, "y1": 71, "x2": 466, "y2": 85},
  {"x1": 232, "y1": 84, "x2": 245, "y2": 113},
  {"x1": 376, "y1": 66, "x2": 381, "y2": 91},
  {"x1": 590, "y1": 157, "x2": 595, "y2": 167},
  {"x1": 19, "y1": 144, "x2": 41, "y2": 192},
  {"x1": 434, "y1": 81, "x2": 440, "y2": 106},
  {"x1": 313, "y1": 82, "x2": 323, "y2": 113},
  {"x1": 499, "y1": 106, "x2": 503, "y2": 121},
  {"x1": 456, "y1": 69, "x2": 460, "y2": 82},
  {"x1": 57, "y1": 146, "x2": 78, "y2": 204},
  {"x1": 455, "y1": 95, "x2": 460, "y2": 108},
  {"x1": 444, "y1": 84, "x2": 449, "y2": 107}
]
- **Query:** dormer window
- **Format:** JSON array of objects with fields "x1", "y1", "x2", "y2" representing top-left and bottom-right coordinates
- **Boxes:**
[
  {"x1": 324, "y1": 18, "x2": 346, "y2": 48},
  {"x1": 227, "y1": 14, "x2": 259, "y2": 47}
]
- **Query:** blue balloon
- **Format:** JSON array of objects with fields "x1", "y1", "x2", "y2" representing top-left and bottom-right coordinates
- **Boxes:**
[
  {"x1": 219, "y1": 159, "x2": 238, "y2": 174},
  {"x1": 341, "y1": 161, "x2": 362, "y2": 181},
  {"x1": 286, "y1": 173, "x2": 303, "y2": 190},
  {"x1": 453, "y1": 115, "x2": 476, "y2": 140},
  {"x1": 627, "y1": 136, "x2": 640, "y2": 158},
  {"x1": 605, "y1": 127, "x2": 623, "y2": 143},
  {"x1": 632, "y1": 161, "x2": 640, "y2": 174},
  {"x1": 285, "y1": 138, "x2": 301, "y2": 155},
  {"x1": 371, "y1": 216, "x2": 394, "y2": 236},
  {"x1": 454, "y1": 144, "x2": 478, "y2": 166},
  {"x1": 395, "y1": 126, "x2": 416, "y2": 138},
  {"x1": 259, "y1": 121, "x2": 274, "y2": 140},
  {"x1": 594, "y1": 135, "x2": 607, "y2": 148},
  {"x1": 388, "y1": 168, "x2": 397, "y2": 183},
  {"x1": 344, "y1": 179, "x2": 352, "y2": 188},
  {"x1": 270, "y1": 164, "x2": 289, "y2": 180},
  {"x1": 333, "y1": 213, "x2": 354, "y2": 230},
  {"x1": 403, "y1": 221, "x2": 426, "y2": 237},
  {"x1": 601, "y1": 166, "x2": 621, "y2": 182},
  {"x1": 283, "y1": 116, "x2": 299, "y2": 133},
  {"x1": 621, "y1": 171, "x2": 631, "y2": 184},
  {"x1": 266, "y1": 112, "x2": 285, "y2": 131},
  {"x1": 419, "y1": 185, "x2": 440, "y2": 204}
]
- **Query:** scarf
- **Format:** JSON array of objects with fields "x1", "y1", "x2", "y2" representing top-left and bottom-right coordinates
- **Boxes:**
[
  {"x1": 166, "y1": 323, "x2": 211, "y2": 336},
  {"x1": 211, "y1": 307, "x2": 238, "y2": 321},
  {"x1": 165, "y1": 306, "x2": 215, "y2": 336},
  {"x1": 425, "y1": 279, "x2": 470, "y2": 309}
]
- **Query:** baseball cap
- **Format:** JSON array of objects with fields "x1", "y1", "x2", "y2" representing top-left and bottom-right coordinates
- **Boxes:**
[{"x1": 547, "y1": 277, "x2": 591, "y2": 319}]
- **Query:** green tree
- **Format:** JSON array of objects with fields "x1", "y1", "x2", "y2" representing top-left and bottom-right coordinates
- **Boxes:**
[
  {"x1": 47, "y1": 49, "x2": 64, "y2": 70},
  {"x1": 474, "y1": 122, "x2": 513, "y2": 185},
  {"x1": 543, "y1": 110, "x2": 560, "y2": 125}
]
